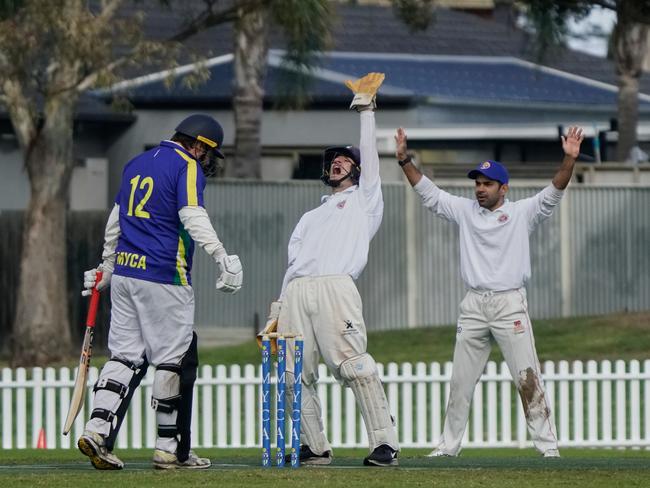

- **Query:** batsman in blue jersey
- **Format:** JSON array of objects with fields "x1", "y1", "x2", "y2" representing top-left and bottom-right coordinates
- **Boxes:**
[{"x1": 78, "y1": 114, "x2": 243, "y2": 470}]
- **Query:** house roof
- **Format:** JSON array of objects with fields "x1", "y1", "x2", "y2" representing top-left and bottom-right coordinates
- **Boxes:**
[
  {"x1": 108, "y1": 51, "x2": 649, "y2": 111},
  {"x1": 132, "y1": 2, "x2": 650, "y2": 95}
]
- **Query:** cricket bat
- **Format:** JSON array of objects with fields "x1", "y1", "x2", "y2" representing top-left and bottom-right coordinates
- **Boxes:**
[{"x1": 63, "y1": 271, "x2": 102, "y2": 435}]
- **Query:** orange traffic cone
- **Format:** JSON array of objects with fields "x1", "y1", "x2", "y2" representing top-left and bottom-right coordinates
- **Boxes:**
[{"x1": 36, "y1": 428, "x2": 46, "y2": 449}]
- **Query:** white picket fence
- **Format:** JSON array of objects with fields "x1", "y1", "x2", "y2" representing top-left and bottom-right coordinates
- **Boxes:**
[{"x1": 1, "y1": 359, "x2": 650, "y2": 450}]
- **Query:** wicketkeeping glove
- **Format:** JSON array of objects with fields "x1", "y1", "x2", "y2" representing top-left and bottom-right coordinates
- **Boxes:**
[
  {"x1": 216, "y1": 254, "x2": 243, "y2": 294},
  {"x1": 81, "y1": 263, "x2": 112, "y2": 296},
  {"x1": 344, "y1": 72, "x2": 385, "y2": 111},
  {"x1": 256, "y1": 301, "x2": 281, "y2": 354}
]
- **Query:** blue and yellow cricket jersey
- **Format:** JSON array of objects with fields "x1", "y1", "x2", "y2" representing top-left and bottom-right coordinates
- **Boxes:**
[{"x1": 113, "y1": 140, "x2": 205, "y2": 285}]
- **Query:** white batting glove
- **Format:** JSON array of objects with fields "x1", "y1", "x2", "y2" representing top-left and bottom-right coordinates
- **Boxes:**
[
  {"x1": 216, "y1": 254, "x2": 243, "y2": 294},
  {"x1": 81, "y1": 264, "x2": 112, "y2": 296}
]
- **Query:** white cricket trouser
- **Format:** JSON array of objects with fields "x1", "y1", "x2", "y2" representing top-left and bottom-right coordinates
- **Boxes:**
[
  {"x1": 278, "y1": 275, "x2": 397, "y2": 454},
  {"x1": 437, "y1": 288, "x2": 558, "y2": 455},
  {"x1": 86, "y1": 275, "x2": 194, "y2": 452},
  {"x1": 106, "y1": 276, "x2": 194, "y2": 366}
]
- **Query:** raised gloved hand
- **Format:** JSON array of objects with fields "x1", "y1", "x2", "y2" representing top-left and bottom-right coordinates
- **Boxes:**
[
  {"x1": 81, "y1": 263, "x2": 112, "y2": 296},
  {"x1": 256, "y1": 301, "x2": 281, "y2": 353},
  {"x1": 216, "y1": 254, "x2": 243, "y2": 294},
  {"x1": 344, "y1": 72, "x2": 385, "y2": 111}
]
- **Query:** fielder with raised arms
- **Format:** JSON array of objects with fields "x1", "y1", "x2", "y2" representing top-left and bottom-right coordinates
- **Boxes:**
[
  {"x1": 396, "y1": 126, "x2": 584, "y2": 458},
  {"x1": 259, "y1": 73, "x2": 399, "y2": 467},
  {"x1": 79, "y1": 114, "x2": 242, "y2": 470}
]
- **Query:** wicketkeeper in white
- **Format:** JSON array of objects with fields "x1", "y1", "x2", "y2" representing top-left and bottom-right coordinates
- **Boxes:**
[
  {"x1": 259, "y1": 73, "x2": 399, "y2": 467},
  {"x1": 395, "y1": 126, "x2": 584, "y2": 458},
  {"x1": 79, "y1": 114, "x2": 242, "y2": 470}
]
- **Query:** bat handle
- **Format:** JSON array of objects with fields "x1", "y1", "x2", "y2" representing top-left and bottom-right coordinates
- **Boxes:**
[{"x1": 86, "y1": 271, "x2": 103, "y2": 328}]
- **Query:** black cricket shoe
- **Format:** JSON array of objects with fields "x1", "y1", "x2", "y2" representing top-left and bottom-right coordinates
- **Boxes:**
[
  {"x1": 363, "y1": 444, "x2": 399, "y2": 467},
  {"x1": 284, "y1": 445, "x2": 332, "y2": 465}
]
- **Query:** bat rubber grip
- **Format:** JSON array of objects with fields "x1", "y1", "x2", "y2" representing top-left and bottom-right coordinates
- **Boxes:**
[{"x1": 86, "y1": 271, "x2": 102, "y2": 327}]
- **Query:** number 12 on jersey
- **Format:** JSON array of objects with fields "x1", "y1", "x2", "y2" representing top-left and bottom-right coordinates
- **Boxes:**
[{"x1": 127, "y1": 175, "x2": 154, "y2": 218}]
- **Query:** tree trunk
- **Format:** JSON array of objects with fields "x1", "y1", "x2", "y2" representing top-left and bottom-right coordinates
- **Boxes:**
[
  {"x1": 613, "y1": 2, "x2": 649, "y2": 162},
  {"x1": 617, "y1": 72, "x2": 640, "y2": 162},
  {"x1": 12, "y1": 98, "x2": 75, "y2": 366},
  {"x1": 229, "y1": 4, "x2": 270, "y2": 178}
]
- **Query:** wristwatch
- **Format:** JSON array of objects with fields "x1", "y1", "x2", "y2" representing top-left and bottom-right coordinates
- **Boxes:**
[{"x1": 398, "y1": 155, "x2": 413, "y2": 167}]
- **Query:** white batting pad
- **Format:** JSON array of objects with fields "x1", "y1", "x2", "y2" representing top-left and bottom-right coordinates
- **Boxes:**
[
  {"x1": 286, "y1": 371, "x2": 331, "y2": 455},
  {"x1": 339, "y1": 353, "x2": 399, "y2": 451}
]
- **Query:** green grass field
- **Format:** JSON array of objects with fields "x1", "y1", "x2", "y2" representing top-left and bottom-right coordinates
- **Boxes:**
[
  {"x1": 198, "y1": 312, "x2": 650, "y2": 366},
  {"x1": 1, "y1": 448, "x2": 649, "y2": 487}
]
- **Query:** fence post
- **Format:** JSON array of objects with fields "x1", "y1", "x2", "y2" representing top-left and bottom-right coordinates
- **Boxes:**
[
  {"x1": 344, "y1": 378, "x2": 357, "y2": 446},
  {"x1": 2, "y1": 368, "x2": 12, "y2": 449},
  {"x1": 201, "y1": 365, "x2": 213, "y2": 448},
  {"x1": 317, "y1": 364, "x2": 329, "y2": 437},
  {"x1": 45, "y1": 368, "x2": 57, "y2": 449},
  {"x1": 401, "y1": 363, "x2": 413, "y2": 446},
  {"x1": 630, "y1": 360, "x2": 640, "y2": 445},
  {"x1": 486, "y1": 362, "x2": 497, "y2": 445},
  {"x1": 32, "y1": 368, "x2": 43, "y2": 448},
  {"x1": 230, "y1": 364, "x2": 242, "y2": 447},
  {"x1": 587, "y1": 360, "x2": 598, "y2": 444},
  {"x1": 216, "y1": 365, "x2": 227, "y2": 448},
  {"x1": 572, "y1": 361, "x2": 584, "y2": 445},
  {"x1": 59, "y1": 367, "x2": 71, "y2": 449},
  {"x1": 386, "y1": 362, "x2": 399, "y2": 447},
  {"x1": 558, "y1": 360, "x2": 570, "y2": 444},
  {"x1": 243, "y1": 364, "x2": 256, "y2": 447},
  {"x1": 430, "y1": 362, "x2": 442, "y2": 446},
  {"x1": 544, "y1": 360, "x2": 556, "y2": 436},
  {"x1": 615, "y1": 360, "x2": 627, "y2": 445},
  {"x1": 143, "y1": 366, "x2": 156, "y2": 449},
  {"x1": 16, "y1": 368, "x2": 26, "y2": 449},
  {"x1": 130, "y1": 367, "x2": 143, "y2": 449},
  {"x1": 601, "y1": 360, "x2": 612, "y2": 444},
  {"x1": 644, "y1": 360, "x2": 650, "y2": 445},
  {"x1": 331, "y1": 373, "x2": 342, "y2": 446},
  {"x1": 499, "y1": 362, "x2": 511, "y2": 446},
  {"x1": 472, "y1": 369, "x2": 484, "y2": 446},
  {"x1": 415, "y1": 362, "x2": 427, "y2": 447}
]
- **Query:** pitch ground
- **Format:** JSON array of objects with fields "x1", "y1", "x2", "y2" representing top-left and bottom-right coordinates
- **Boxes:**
[{"x1": 0, "y1": 448, "x2": 648, "y2": 487}]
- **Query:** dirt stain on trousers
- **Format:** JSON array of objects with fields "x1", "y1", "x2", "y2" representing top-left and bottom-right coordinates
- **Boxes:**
[{"x1": 518, "y1": 367, "x2": 550, "y2": 421}]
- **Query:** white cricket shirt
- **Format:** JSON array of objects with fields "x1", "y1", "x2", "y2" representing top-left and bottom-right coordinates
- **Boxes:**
[
  {"x1": 414, "y1": 176, "x2": 564, "y2": 291},
  {"x1": 280, "y1": 111, "x2": 383, "y2": 296}
]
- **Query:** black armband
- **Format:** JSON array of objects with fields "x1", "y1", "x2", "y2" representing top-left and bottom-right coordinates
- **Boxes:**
[{"x1": 398, "y1": 155, "x2": 413, "y2": 167}]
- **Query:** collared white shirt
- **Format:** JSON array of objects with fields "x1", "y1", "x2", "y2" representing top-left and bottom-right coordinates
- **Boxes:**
[
  {"x1": 280, "y1": 111, "x2": 383, "y2": 296},
  {"x1": 414, "y1": 176, "x2": 564, "y2": 291}
]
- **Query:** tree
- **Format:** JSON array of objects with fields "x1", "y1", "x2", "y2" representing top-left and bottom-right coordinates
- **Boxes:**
[
  {"x1": 519, "y1": 0, "x2": 650, "y2": 162},
  {"x1": 229, "y1": 0, "x2": 332, "y2": 178},
  {"x1": 612, "y1": 1, "x2": 650, "y2": 161}
]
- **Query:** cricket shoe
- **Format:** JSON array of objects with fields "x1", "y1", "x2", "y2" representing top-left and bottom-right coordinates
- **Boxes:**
[
  {"x1": 153, "y1": 449, "x2": 211, "y2": 469},
  {"x1": 284, "y1": 445, "x2": 333, "y2": 465},
  {"x1": 78, "y1": 430, "x2": 124, "y2": 470},
  {"x1": 363, "y1": 444, "x2": 399, "y2": 467},
  {"x1": 543, "y1": 449, "x2": 561, "y2": 458}
]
